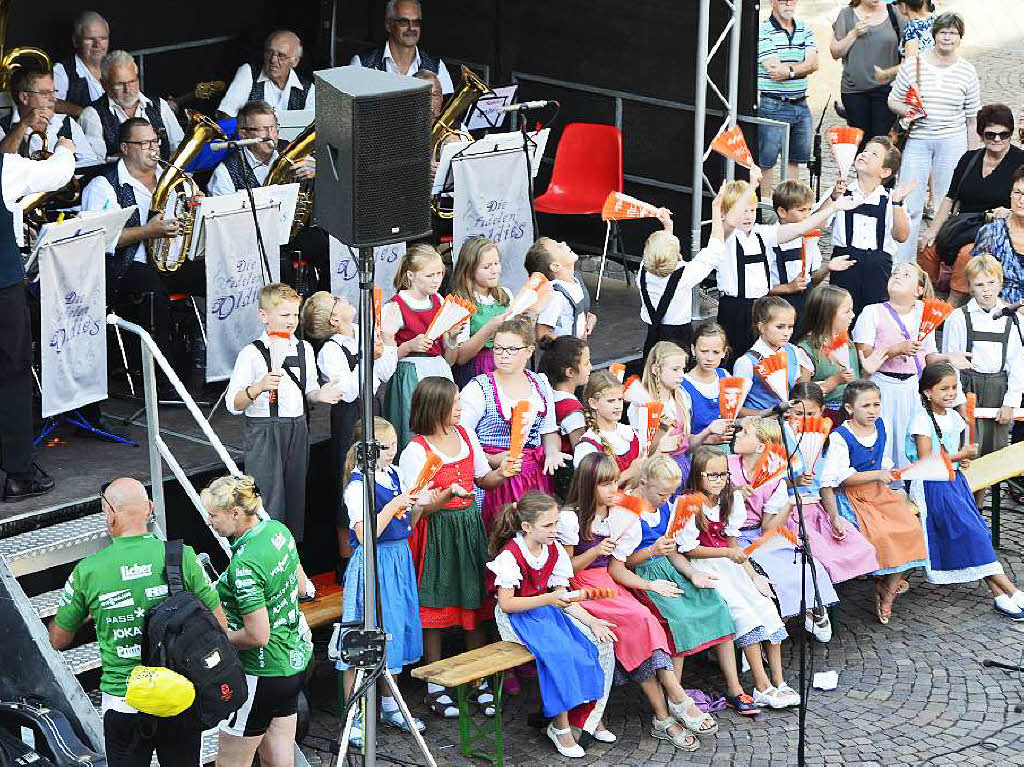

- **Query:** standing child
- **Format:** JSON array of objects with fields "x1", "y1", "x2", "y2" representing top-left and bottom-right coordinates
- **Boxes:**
[
  {"x1": 682, "y1": 323, "x2": 738, "y2": 445},
  {"x1": 383, "y1": 244, "x2": 464, "y2": 450},
  {"x1": 873, "y1": 0, "x2": 937, "y2": 84},
  {"x1": 527, "y1": 237, "x2": 597, "y2": 346},
  {"x1": 734, "y1": 296, "x2": 815, "y2": 417},
  {"x1": 574, "y1": 370, "x2": 646, "y2": 485},
  {"x1": 767, "y1": 180, "x2": 854, "y2": 316},
  {"x1": 782, "y1": 383, "x2": 879, "y2": 587},
  {"x1": 907, "y1": 363, "x2": 1024, "y2": 619},
  {"x1": 829, "y1": 136, "x2": 915, "y2": 317},
  {"x1": 559, "y1": 453, "x2": 706, "y2": 752},
  {"x1": 303, "y1": 291, "x2": 398, "y2": 569},
  {"x1": 398, "y1": 377, "x2": 517, "y2": 718},
  {"x1": 678, "y1": 447, "x2": 799, "y2": 711},
  {"x1": 819, "y1": 381, "x2": 928, "y2": 624},
  {"x1": 942, "y1": 255, "x2": 1024, "y2": 457},
  {"x1": 450, "y1": 237, "x2": 513, "y2": 385},
  {"x1": 226, "y1": 283, "x2": 342, "y2": 541},
  {"x1": 795, "y1": 285, "x2": 859, "y2": 425},
  {"x1": 338, "y1": 417, "x2": 425, "y2": 742},
  {"x1": 487, "y1": 492, "x2": 614, "y2": 758},
  {"x1": 729, "y1": 417, "x2": 839, "y2": 635},
  {"x1": 539, "y1": 336, "x2": 592, "y2": 500},
  {"x1": 625, "y1": 455, "x2": 761, "y2": 717}
]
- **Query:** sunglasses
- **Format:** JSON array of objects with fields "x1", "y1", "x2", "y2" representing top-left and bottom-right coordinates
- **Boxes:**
[{"x1": 983, "y1": 130, "x2": 1013, "y2": 142}]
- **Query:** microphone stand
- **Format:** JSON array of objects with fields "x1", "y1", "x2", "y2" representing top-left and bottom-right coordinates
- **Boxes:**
[
  {"x1": 228, "y1": 141, "x2": 273, "y2": 285},
  {"x1": 808, "y1": 98, "x2": 830, "y2": 200},
  {"x1": 514, "y1": 109, "x2": 540, "y2": 236}
]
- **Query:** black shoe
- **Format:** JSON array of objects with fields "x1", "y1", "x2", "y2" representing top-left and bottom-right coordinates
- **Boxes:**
[
  {"x1": 74, "y1": 415, "x2": 130, "y2": 442},
  {"x1": 3, "y1": 464, "x2": 55, "y2": 502}
]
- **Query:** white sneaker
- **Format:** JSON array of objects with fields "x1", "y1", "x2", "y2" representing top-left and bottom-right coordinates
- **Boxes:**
[
  {"x1": 805, "y1": 611, "x2": 833, "y2": 643},
  {"x1": 752, "y1": 686, "x2": 791, "y2": 709},
  {"x1": 774, "y1": 682, "x2": 801, "y2": 708},
  {"x1": 1012, "y1": 590, "x2": 1024, "y2": 610}
]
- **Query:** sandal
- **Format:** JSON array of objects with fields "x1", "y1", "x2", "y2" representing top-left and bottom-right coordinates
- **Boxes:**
[
  {"x1": 895, "y1": 579, "x2": 909, "y2": 596},
  {"x1": 424, "y1": 689, "x2": 459, "y2": 719},
  {"x1": 876, "y1": 583, "x2": 897, "y2": 625},
  {"x1": 668, "y1": 697, "x2": 719, "y2": 735},
  {"x1": 651, "y1": 716, "x2": 699, "y2": 752}
]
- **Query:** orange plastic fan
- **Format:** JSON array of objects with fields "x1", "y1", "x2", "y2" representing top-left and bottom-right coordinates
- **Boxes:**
[
  {"x1": 565, "y1": 587, "x2": 617, "y2": 603},
  {"x1": 665, "y1": 493, "x2": 707, "y2": 539},
  {"x1": 965, "y1": 392, "x2": 977, "y2": 445},
  {"x1": 826, "y1": 125, "x2": 864, "y2": 177},
  {"x1": 904, "y1": 85, "x2": 926, "y2": 115},
  {"x1": 719, "y1": 376, "x2": 749, "y2": 421},
  {"x1": 507, "y1": 400, "x2": 531, "y2": 461},
  {"x1": 508, "y1": 272, "x2": 549, "y2": 316},
  {"x1": 623, "y1": 375, "x2": 652, "y2": 405},
  {"x1": 601, "y1": 191, "x2": 660, "y2": 221},
  {"x1": 411, "y1": 452, "x2": 443, "y2": 496},
  {"x1": 916, "y1": 299, "x2": 954, "y2": 343},
  {"x1": 742, "y1": 526, "x2": 798, "y2": 557},
  {"x1": 893, "y1": 451, "x2": 955, "y2": 482},
  {"x1": 613, "y1": 492, "x2": 652, "y2": 517},
  {"x1": 710, "y1": 125, "x2": 754, "y2": 169},
  {"x1": 800, "y1": 229, "x2": 821, "y2": 279},
  {"x1": 794, "y1": 416, "x2": 833, "y2": 471},
  {"x1": 425, "y1": 295, "x2": 477, "y2": 340},
  {"x1": 822, "y1": 331, "x2": 851, "y2": 369},
  {"x1": 750, "y1": 443, "x2": 789, "y2": 489},
  {"x1": 373, "y1": 287, "x2": 382, "y2": 327},
  {"x1": 609, "y1": 363, "x2": 626, "y2": 383},
  {"x1": 754, "y1": 351, "x2": 790, "y2": 401},
  {"x1": 641, "y1": 401, "x2": 665, "y2": 454}
]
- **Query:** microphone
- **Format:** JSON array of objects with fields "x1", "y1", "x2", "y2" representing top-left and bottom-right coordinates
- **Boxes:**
[
  {"x1": 209, "y1": 137, "x2": 274, "y2": 152},
  {"x1": 496, "y1": 100, "x2": 559, "y2": 114},
  {"x1": 751, "y1": 400, "x2": 797, "y2": 418},
  {"x1": 996, "y1": 302, "x2": 1023, "y2": 319}
]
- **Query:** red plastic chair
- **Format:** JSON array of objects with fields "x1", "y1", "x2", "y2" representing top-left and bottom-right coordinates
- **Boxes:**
[{"x1": 534, "y1": 123, "x2": 623, "y2": 298}]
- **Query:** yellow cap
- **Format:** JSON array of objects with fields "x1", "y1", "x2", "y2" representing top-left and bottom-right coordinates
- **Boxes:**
[{"x1": 125, "y1": 666, "x2": 196, "y2": 717}]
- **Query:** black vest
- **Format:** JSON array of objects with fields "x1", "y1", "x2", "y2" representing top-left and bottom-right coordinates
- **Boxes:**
[
  {"x1": 90, "y1": 94, "x2": 171, "y2": 160},
  {"x1": 246, "y1": 63, "x2": 312, "y2": 110},
  {"x1": 0, "y1": 156, "x2": 23, "y2": 289},
  {"x1": 0, "y1": 114, "x2": 73, "y2": 157},
  {"x1": 219, "y1": 140, "x2": 288, "y2": 192},
  {"x1": 101, "y1": 165, "x2": 143, "y2": 280},
  {"x1": 58, "y1": 56, "x2": 94, "y2": 108},
  {"x1": 357, "y1": 45, "x2": 440, "y2": 75}
]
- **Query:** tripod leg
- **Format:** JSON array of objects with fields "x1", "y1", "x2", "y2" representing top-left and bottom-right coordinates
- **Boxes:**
[
  {"x1": 381, "y1": 669, "x2": 437, "y2": 767},
  {"x1": 337, "y1": 668, "x2": 363, "y2": 762}
]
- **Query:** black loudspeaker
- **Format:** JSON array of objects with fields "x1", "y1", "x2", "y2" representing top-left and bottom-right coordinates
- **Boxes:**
[{"x1": 313, "y1": 66, "x2": 433, "y2": 247}]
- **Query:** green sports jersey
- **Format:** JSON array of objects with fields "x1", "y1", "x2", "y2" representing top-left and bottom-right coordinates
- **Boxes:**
[
  {"x1": 217, "y1": 519, "x2": 311, "y2": 677},
  {"x1": 53, "y1": 534, "x2": 220, "y2": 697}
]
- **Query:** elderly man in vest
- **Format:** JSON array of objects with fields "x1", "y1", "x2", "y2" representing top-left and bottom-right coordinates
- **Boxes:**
[
  {"x1": 0, "y1": 69, "x2": 100, "y2": 162},
  {"x1": 78, "y1": 50, "x2": 184, "y2": 161},
  {"x1": 351, "y1": 0, "x2": 454, "y2": 94},
  {"x1": 217, "y1": 30, "x2": 314, "y2": 118},
  {"x1": 53, "y1": 10, "x2": 109, "y2": 119}
]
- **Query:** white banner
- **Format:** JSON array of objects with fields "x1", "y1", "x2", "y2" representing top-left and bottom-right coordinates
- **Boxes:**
[
  {"x1": 39, "y1": 230, "x2": 108, "y2": 418},
  {"x1": 452, "y1": 149, "x2": 534, "y2": 294},
  {"x1": 329, "y1": 237, "x2": 406, "y2": 305},
  {"x1": 205, "y1": 206, "x2": 281, "y2": 381}
]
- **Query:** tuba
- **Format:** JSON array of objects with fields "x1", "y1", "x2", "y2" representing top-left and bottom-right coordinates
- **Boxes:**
[
  {"x1": 430, "y1": 65, "x2": 490, "y2": 218},
  {"x1": 265, "y1": 121, "x2": 314, "y2": 240},
  {"x1": 18, "y1": 132, "x2": 82, "y2": 224},
  {"x1": 146, "y1": 109, "x2": 226, "y2": 272},
  {"x1": 0, "y1": 0, "x2": 50, "y2": 91}
]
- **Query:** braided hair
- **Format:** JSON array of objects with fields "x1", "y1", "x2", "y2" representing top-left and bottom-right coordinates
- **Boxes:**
[
  {"x1": 583, "y1": 370, "x2": 621, "y2": 459},
  {"x1": 918, "y1": 362, "x2": 958, "y2": 450}
]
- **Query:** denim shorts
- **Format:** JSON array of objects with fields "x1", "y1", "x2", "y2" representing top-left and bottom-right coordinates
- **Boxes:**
[{"x1": 757, "y1": 93, "x2": 812, "y2": 167}]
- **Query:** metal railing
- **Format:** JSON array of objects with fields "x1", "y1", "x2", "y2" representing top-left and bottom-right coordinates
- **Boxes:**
[
  {"x1": 129, "y1": 35, "x2": 237, "y2": 92},
  {"x1": 107, "y1": 313, "x2": 237, "y2": 556}
]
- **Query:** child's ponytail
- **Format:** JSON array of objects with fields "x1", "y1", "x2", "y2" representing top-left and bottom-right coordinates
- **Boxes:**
[{"x1": 488, "y1": 492, "x2": 559, "y2": 556}]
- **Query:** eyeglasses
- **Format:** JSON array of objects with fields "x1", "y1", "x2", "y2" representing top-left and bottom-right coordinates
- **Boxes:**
[
  {"x1": 983, "y1": 130, "x2": 1013, "y2": 142},
  {"x1": 391, "y1": 17, "x2": 422, "y2": 28},
  {"x1": 109, "y1": 78, "x2": 138, "y2": 90},
  {"x1": 265, "y1": 49, "x2": 296, "y2": 61},
  {"x1": 493, "y1": 345, "x2": 528, "y2": 356},
  {"x1": 700, "y1": 471, "x2": 730, "y2": 480},
  {"x1": 124, "y1": 138, "x2": 160, "y2": 149},
  {"x1": 24, "y1": 89, "x2": 56, "y2": 99},
  {"x1": 99, "y1": 481, "x2": 114, "y2": 511},
  {"x1": 1010, "y1": 189, "x2": 1024, "y2": 200}
]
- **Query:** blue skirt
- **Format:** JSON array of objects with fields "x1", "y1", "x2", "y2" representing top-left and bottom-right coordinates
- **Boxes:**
[
  {"x1": 506, "y1": 606, "x2": 605, "y2": 717},
  {"x1": 738, "y1": 528, "x2": 839, "y2": 619},
  {"x1": 337, "y1": 539, "x2": 423, "y2": 673}
]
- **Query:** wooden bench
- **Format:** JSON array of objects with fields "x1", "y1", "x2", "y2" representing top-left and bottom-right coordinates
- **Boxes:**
[
  {"x1": 299, "y1": 573, "x2": 342, "y2": 629},
  {"x1": 412, "y1": 641, "x2": 534, "y2": 766},
  {"x1": 963, "y1": 442, "x2": 1024, "y2": 548}
]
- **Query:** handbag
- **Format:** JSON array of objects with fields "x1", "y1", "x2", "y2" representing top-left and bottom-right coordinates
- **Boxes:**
[{"x1": 934, "y1": 148, "x2": 989, "y2": 266}]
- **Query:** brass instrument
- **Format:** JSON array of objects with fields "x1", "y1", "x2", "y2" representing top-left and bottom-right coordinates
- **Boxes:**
[
  {"x1": 430, "y1": 65, "x2": 490, "y2": 219},
  {"x1": 146, "y1": 109, "x2": 226, "y2": 272},
  {"x1": 0, "y1": 0, "x2": 50, "y2": 91},
  {"x1": 265, "y1": 121, "x2": 314, "y2": 240},
  {"x1": 18, "y1": 131, "x2": 81, "y2": 224}
]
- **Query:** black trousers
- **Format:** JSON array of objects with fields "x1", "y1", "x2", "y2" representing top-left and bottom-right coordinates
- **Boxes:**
[
  {"x1": 103, "y1": 709, "x2": 202, "y2": 767},
  {"x1": 0, "y1": 284, "x2": 34, "y2": 476},
  {"x1": 716, "y1": 294, "x2": 758, "y2": 368},
  {"x1": 841, "y1": 85, "x2": 896, "y2": 143}
]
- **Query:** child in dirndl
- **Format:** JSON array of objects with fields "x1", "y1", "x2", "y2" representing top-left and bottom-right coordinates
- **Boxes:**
[
  {"x1": 540, "y1": 336, "x2": 592, "y2": 500},
  {"x1": 397, "y1": 376, "x2": 517, "y2": 718},
  {"x1": 819, "y1": 380, "x2": 928, "y2": 624},
  {"x1": 573, "y1": 371, "x2": 644, "y2": 485},
  {"x1": 907, "y1": 363, "x2": 1024, "y2": 619},
  {"x1": 486, "y1": 492, "x2": 614, "y2": 758},
  {"x1": 794, "y1": 285, "x2": 859, "y2": 425},
  {"x1": 682, "y1": 323, "x2": 738, "y2": 448}
]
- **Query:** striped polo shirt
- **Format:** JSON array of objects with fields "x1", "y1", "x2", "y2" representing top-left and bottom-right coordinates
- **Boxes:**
[
  {"x1": 890, "y1": 55, "x2": 980, "y2": 139},
  {"x1": 757, "y1": 15, "x2": 816, "y2": 98}
]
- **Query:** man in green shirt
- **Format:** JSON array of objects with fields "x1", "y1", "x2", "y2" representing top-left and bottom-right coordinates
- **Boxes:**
[{"x1": 49, "y1": 477, "x2": 226, "y2": 767}]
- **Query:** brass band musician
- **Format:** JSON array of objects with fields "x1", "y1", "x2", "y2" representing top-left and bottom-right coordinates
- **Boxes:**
[
  {"x1": 53, "y1": 10, "x2": 109, "y2": 118},
  {"x1": 216, "y1": 30, "x2": 314, "y2": 119},
  {"x1": 0, "y1": 69, "x2": 100, "y2": 162}
]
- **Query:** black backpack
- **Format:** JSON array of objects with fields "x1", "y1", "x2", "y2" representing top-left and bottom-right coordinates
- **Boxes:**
[{"x1": 143, "y1": 541, "x2": 246, "y2": 728}]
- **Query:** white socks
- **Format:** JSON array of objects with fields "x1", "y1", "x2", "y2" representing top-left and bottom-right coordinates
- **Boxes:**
[{"x1": 381, "y1": 696, "x2": 398, "y2": 714}]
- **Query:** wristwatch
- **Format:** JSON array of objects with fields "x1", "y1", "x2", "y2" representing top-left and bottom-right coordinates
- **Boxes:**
[{"x1": 789, "y1": 65, "x2": 796, "y2": 79}]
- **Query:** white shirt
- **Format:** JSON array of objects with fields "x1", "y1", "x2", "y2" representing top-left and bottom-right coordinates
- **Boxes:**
[
  {"x1": 454, "y1": 288, "x2": 511, "y2": 343},
  {"x1": 217, "y1": 65, "x2": 316, "y2": 117},
  {"x1": 486, "y1": 535, "x2": 574, "y2": 589},
  {"x1": 53, "y1": 55, "x2": 104, "y2": 103},
  {"x1": 767, "y1": 232, "x2": 823, "y2": 287},
  {"x1": 555, "y1": 507, "x2": 640, "y2": 562},
  {"x1": 207, "y1": 147, "x2": 279, "y2": 197},
  {"x1": 637, "y1": 237, "x2": 723, "y2": 325},
  {"x1": 716, "y1": 225, "x2": 779, "y2": 299},
  {"x1": 397, "y1": 428, "x2": 491, "y2": 490},
  {"x1": 573, "y1": 422, "x2": 637, "y2": 467},
  {"x1": 552, "y1": 390, "x2": 585, "y2": 437},
  {"x1": 674, "y1": 494, "x2": 747, "y2": 553},
  {"x1": 349, "y1": 41, "x2": 454, "y2": 94},
  {"x1": 627, "y1": 396, "x2": 681, "y2": 433},
  {"x1": 942, "y1": 299, "x2": 1024, "y2": 409},
  {"x1": 80, "y1": 159, "x2": 152, "y2": 263},
  {"x1": 4, "y1": 147, "x2": 75, "y2": 221},
  {"x1": 1, "y1": 111, "x2": 101, "y2": 162},
  {"x1": 225, "y1": 332, "x2": 319, "y2": 417},
  {"x1": 820, "y1": 418, "x2": 895, "y2": 488},
  {"x1": 317, "y1": 330, "x2": 398, "y2": 403},
  {"x1": 851, "y1": 301, "x2": 937, "y2": 375},
  {"x1": 78, "y1": 93, "x2": 184, "y2": 160},
  {"x1": 537, "y1": 277, "x2": 586, "y2": 338},
  {"x1": 732, "y1": 338, "x2": 814, "y2": 381},
  {"x1": 829, "y1": 180, "x2": 898, "y2": 257},
  {"x1": 460, "y1": 371, "x2": 557, "y2": 439},
  {"x1": 343, "y1": 466, "x2": 408, "y2": 531}
]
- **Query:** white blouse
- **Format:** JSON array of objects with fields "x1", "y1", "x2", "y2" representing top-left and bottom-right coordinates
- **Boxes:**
[
  {"x1": 573, "y1": 422, "x2": 638, "y2": 467},
  {"x1": 553, "y1": 390, "x2": 586, "y2": 436},
  {"x1": 397, "y1": 429, "x2": 490, "y2": 490},
  {"x1": 460, "y1": 371, "x2": 557, "y2": 437},
  {"x1": 675, "y1": 493, "x2": 746, "y2": 553},
  {"x1": 344, "y1": 468, "x2": 407, "y2": 530},
  {"x1": 733, "y1": 338, "x2": 814, "y2": 381},
  {"x1": 555, "y1": 508, "x2": 640, "y2": 562},
  {"x1": 819, "y1": 418, "x2": 895, "y2": 488},
  {"x1": 455, "y1": 288, "x2": 513, "y2": 343},
  {"x1": 486, "y1": 535, "x2": 575, "y2": 589}
]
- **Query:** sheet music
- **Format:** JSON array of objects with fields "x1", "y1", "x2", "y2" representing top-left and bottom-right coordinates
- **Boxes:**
[
  {"x1": 432, "y1": 128, "x2": 551, "y2": 196},
  {"x1": 24, "y1": 206, "x2": 136, "y2": 274},
  {"x1": 191, "y1": 184, "x2": 297, "y2": 259},
  {"x1": 466, "y1": 85, "x2": 518, "y2": 131}
]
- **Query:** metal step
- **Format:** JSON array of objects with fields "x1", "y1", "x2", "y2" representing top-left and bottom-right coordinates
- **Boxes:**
[
  {"x1": 30, "y1": 588, "x2": 64, "y2": 619},
  {"x1": 62, "y1": 642, "x2": 101, "y2": 675},
  {"x1": 0, "y1": 513, "x2": 109, "y2": 577}
]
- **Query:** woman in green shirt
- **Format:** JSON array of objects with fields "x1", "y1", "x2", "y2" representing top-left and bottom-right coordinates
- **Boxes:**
[
  {"x1": 201, "y1": 474, "x2": 313, "y2": 767},
  {"x1": 796, "y1": 285, "x2": 861, "y2": 424}
]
